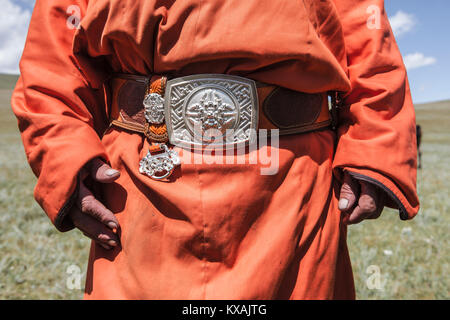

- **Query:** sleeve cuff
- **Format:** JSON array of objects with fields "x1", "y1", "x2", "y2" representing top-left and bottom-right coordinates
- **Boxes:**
[
  {"x1": 53, "y1": 181, "x2": 78, "y2": 232},
  {"x1": 31, "y1": 128, "x2": 109, "y2": 232}
]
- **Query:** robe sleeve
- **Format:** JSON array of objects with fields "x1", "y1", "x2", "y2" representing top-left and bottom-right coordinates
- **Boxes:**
[
  {"x1": 11, "y1": 0, "x2": 110, "y2": 231},
  {"x1": 331, "y1": 0, "x2": 420, "y2": 220}
]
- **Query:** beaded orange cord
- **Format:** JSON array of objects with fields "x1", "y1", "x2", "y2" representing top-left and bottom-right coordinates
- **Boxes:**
[{"x1": 143, "y1": 76, "x2": 169, "y2": 144}]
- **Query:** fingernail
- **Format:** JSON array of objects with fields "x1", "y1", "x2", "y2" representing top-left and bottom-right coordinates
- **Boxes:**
[
  {"x1": 105, "y1": 169, "x2": 119, "y2": 177},
  {"x1": 108, "y1": 240, "x2": 117, "y2": 247},
  {"x1": 108, "y1": 221, "x2": 118, "y2": 230},
  {"x1": 339, "y1": 198, "x2": 349, "y2": 210}
]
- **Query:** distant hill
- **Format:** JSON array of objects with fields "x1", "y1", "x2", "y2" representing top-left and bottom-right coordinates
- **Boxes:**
[
  {"x1": 0, "y1": 74, "x2": 19, "y2": 90},
  {"x1": 415, "y1": 99, "x2": 450, "y2": 110}
]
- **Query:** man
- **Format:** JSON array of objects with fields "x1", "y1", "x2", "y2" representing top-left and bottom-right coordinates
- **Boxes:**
[
  {"x1": 12, "y1": 0, "x2": 419, "y2": 299},
  {"x1": 416, "y1": 124, "x2": 422, "y2": 169}
]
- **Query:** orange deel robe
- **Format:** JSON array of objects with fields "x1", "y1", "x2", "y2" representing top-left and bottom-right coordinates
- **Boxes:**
[{"x1": 11, "y1": 0, "x2": 419, "y2": 299}]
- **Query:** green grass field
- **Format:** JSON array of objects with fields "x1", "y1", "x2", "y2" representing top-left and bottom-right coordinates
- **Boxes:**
[{"x1": 0, "y1": 74, "x2": 448, "y2": 299}]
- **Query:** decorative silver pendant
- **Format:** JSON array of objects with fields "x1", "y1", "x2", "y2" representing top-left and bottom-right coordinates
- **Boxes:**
[
  {"x1": 139, "y1": 144, "x2": 180, "y2": 180},
  {"x1": 143, "y1": 93, "x2": 165, "y2": 124}
]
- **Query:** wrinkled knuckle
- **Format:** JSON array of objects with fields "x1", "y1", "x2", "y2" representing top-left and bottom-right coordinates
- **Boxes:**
[
  {"x1": 80, "y1": 197, "x2": 95, "y2": 213},
  {"x1": 94, "y1": 209, "x2": 110, "y2": 222},
  {"x1": 361, "y1": 201, "x2": 377, "y2": 213}
]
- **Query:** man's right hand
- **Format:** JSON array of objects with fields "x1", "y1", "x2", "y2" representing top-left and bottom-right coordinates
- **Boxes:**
[{"x1": 68, "y1": 158, "x2": 121, "y2": 250}]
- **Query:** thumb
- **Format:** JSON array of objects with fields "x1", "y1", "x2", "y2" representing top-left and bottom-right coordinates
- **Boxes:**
[
  {"x1": 89, "y1": 158, "x2": 120, "y2": 183},
  {"x1": 338, "y1": 172, "x2": 359, "y2": 212}
]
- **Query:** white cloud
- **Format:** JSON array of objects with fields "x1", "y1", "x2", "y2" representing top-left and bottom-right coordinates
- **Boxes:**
[
  {"x1": 0, "y1": 0, "x2": 32, "y2": 74},
  {"x1": 389, "y1": 11, "x2": 416, "y2": 37},
  {"x1": 388, "y1": 11, "x2": 436, "y2": 71},
  {"x1": 403, "y1": 53, "x2": 437, "y2": 70}
]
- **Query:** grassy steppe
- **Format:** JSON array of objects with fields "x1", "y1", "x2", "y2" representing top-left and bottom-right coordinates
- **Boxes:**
[{"x1": 0, "y1": 75, "x2": 448, "y2": 299}]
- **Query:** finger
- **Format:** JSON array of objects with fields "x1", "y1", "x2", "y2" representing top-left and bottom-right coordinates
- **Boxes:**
[
  {"x1": 347, "y1": 181, "x2": 379, "y2": 224},
  {"x1": 82, "y1": 231, "x2": 112, "y2": 250},
  {"x1": 89, "y1": 158, "x2": 120, "y2": 183},
  {"x1": 78, "y1": 181, "x2": 120, "y2": 230},
  {"x1": 366, "y1": 187, "x2": 386, "y2": 220},
  {"x1": 338, "y1": 172, "x2": 359, "y2": 212},
  {"x1": 71, "y1": 207, "x2": 119, "y2": 249}
]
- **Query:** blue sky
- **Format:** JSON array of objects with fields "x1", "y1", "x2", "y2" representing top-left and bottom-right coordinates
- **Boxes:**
[
  {"x1": 2, "y1": 0, "x2": 449, "y2": 104},
  {"x1": 385, "y1": 0, "x2": 450, "y2": 103}
]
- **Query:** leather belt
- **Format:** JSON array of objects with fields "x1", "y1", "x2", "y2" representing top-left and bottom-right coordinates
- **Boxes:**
[
  {"x1": 108, "y1": 73, "x2": 333, "y2": 179},
  {"x1": 109, "y1": 73, "x2": 332, "y2": 146}
]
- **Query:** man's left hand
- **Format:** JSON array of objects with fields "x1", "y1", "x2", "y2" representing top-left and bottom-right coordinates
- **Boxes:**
[{"x1": 338, "y1": 172, "x2": 386, "y2": 224}]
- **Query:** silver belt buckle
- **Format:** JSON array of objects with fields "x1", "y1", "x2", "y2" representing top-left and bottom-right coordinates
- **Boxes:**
[{"x1": 164, "y1": 74, "x2": 259, "y2": 149}]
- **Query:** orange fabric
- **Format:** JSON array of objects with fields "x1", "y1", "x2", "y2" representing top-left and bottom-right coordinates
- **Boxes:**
[
  {"x1": 87, "y1": 129, "x2": 355, "y2": 299},
  {"x1": 332, "y1": 0, "x2": 419, "y2": 219},
  {"x1": 11, "y1": 0, "x2": 418, "y2": 299}
]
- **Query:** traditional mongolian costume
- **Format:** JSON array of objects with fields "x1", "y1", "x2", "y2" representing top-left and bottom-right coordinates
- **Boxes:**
[{"x1": 12, "y1": 0, "x2": 419, "y2": 299}]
